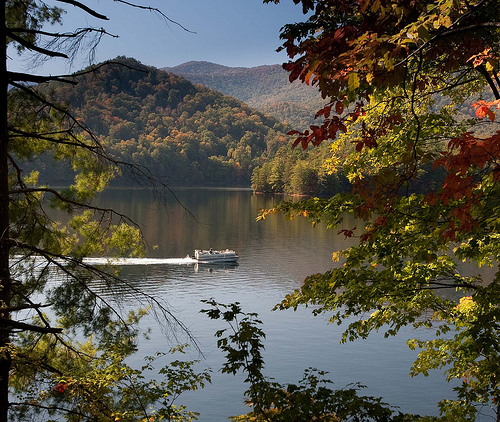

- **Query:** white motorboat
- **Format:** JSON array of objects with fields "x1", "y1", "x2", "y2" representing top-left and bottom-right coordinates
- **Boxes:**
[{"x1": 194, "y1": 249, "x2": 239, "y2": 263}]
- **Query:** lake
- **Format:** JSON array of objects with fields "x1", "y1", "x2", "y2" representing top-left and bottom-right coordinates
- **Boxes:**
[{"x1": 87, "y1": 188, "x2": 460, "y2": 421}]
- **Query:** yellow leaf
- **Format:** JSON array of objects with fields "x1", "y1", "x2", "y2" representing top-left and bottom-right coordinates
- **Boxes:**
[
  {"x1": 370, "y1": 0, "x2": 381, "y2": 12},
  {"x1": 366, "y1": 72, "x2": 374, "y2": 85},
  {"x1": 348, "y1": 72, "x2": 360, "y2": 91},
  {"x1": 304, "y1": 69, "x2": 315, "y2": 85},
  {"x1": 442, "y1": 15, "x2": 452, "y2": 28}
]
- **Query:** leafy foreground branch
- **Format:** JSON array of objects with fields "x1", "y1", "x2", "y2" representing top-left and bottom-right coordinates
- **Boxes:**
[
  {"x1": 201, "y1": 299, "x2": 424, "y2": 422},
  {"x1": 10, "y1": 317, "x2": 211, "y2": 422},
  {"x1": 256, "y1": 0, "x2": 500, "y2": 420}
]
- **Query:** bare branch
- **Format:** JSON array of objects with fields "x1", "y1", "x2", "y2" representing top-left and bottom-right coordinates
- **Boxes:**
[
  {"x1": 71, "y1": 58, "x2": 149, "y2": 79},
  {"x1": 7, "y1": 32, "x2": 68, "y2": 58},
  {"x1": 113, "y1": 0, "x2": 196, "y2": 33},
  {"x1": 56, "y1": 0, "x2": 109, "y2": 20},
  {"x1": 8, "y1": 27, "x2": 111, "y2": 39}
]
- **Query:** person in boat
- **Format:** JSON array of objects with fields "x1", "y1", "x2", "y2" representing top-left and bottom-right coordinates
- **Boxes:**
[{"x1": 209, "y1": 248, "x2": 213, "y2": 254}]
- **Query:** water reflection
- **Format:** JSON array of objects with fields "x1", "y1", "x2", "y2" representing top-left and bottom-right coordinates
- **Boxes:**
[{"x1": 50, "y1": 188, "x2": 464, "y2": 421}]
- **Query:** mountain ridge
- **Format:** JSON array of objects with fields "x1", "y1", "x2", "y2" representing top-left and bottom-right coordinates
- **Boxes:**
[{"x1": 163, "y1": 61, "x2": 324, "y2": 129}]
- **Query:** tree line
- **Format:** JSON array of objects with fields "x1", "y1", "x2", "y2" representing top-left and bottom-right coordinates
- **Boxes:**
[
  {"x1": 18, "y1": 56, "x2": 353, "y2": 196},
  {"x1": 24, "y1": 57, "x2": 290, "y2": 187}
]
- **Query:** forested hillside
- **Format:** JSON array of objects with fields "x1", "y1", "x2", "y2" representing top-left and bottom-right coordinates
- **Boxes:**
[
  {"x1": 25, "y1": 57, "x2": 294, "y2": 187},
  {"x1": 163, "y1": 61, "x2": 324, "y2": 130},
  {"x1": 13, "y1": 57, "x2": 351, "y2": 194}
]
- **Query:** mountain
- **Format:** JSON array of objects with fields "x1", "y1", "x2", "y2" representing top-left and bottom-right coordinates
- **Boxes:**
[
  {"x1": 162, "y1": 61, "x2": 324, "y2": 130},
  {"x1": 24, "y1": 57, "x2": 293, "y2": 187}
]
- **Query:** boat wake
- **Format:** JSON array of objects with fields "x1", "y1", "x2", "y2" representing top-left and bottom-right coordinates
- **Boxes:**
[
  {"x1": 83, "y1": 257, "x2": 198, "y2": 266},
  {"x1": 10, "y1": 255, "x2": 198, "y2": 267}
]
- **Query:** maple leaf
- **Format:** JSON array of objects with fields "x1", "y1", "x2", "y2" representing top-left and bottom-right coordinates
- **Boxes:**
[{"x1": 472, "y1": 100, "x2": 500, "y2": 122}]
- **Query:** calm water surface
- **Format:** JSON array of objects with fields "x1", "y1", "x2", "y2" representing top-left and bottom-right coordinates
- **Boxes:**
[{"x1": 88, "y1": 188, "x2": 464, "y2": 421}]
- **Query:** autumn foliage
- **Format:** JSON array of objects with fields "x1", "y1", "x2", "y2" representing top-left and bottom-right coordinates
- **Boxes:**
[
  {"x1": 266, "y1": 0, "x2": 500, "y2": 238},
  {"x1": 262, "y1": 0, "x2": 500, "y2": 419}
]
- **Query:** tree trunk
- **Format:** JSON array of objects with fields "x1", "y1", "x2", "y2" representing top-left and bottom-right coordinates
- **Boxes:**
[{"x1": 0, "y1": 1, "x2": 11, "y2": 420}]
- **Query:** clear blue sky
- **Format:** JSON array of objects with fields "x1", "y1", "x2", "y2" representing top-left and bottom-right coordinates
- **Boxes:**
[{"x1": 8, "y1": 0, "x2": 308, "y2": 75}]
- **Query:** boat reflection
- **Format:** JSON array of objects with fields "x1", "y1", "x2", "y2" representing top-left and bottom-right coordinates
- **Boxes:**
[{"x1": 193, "y1": 261, "x2": 239, "y2": 273}]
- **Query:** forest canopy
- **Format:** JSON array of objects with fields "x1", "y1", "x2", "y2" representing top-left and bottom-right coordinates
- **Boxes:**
[{"x1": 23, "y1": 57, "x2": 293, "y2": 187}]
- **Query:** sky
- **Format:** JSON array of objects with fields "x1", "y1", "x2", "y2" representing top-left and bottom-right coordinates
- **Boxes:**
[{"x1": 8, "y1": 0, "x2": 309, "y2": 75}]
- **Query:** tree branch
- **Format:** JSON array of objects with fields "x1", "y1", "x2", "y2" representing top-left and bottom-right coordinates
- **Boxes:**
[
  {"x1": 7, "y1": 71, "x2": 77, "y2": 85},
  {"x1": 476, "y1": 65, "x2": 500, "y2": 100},
  {"x1": 8, "y1": 128, "x2": 98, "y2": 150},
  {"x1": 7, "y1": 32, "x2": 68, "y2": 58},
  {"x1": 56, "y1": 0, "x2": 109, "y2": 20},
  {"x1": 9, "y1": 401, "x2": 86, "y2": 417},
  {"x1": 7, "y1": 26, "x2": 116, "y2": 40},
  {"x1": 0, "y1": 303, "x2": 47, "y2": 313},
  {"x1": 9, "y1": 186, "x2": 139, "y2": 227},
  {"x1": 113, "y1": 0, "x2": 196, "y2": 33},
  {"x1": 0, "y1": 319, "x2": 62, "y2": 334}
]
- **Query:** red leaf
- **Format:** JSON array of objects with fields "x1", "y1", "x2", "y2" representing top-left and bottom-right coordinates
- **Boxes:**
[
  {"x1": 338, "y1": 228, "x2": 355, "y2": 238},
  {"x1": 315, "y1": 105, "x2": 332, "y2": 119},
  {"x1": 335, "y1": 101, "x2": 344, "y2": 115}
]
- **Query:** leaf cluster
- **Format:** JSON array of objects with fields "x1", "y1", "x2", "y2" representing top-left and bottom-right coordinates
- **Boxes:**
[
  {"x1": 202, "y1": 300, "x2": 422, "y2": 422},
  {"x1": 261, "y1": 0, "x2": 500, "y2": 417}
]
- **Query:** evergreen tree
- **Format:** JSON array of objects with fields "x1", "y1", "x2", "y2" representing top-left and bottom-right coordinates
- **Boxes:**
[{"x1": 2, "y1": 2, "x2": 206, "y2": 420}]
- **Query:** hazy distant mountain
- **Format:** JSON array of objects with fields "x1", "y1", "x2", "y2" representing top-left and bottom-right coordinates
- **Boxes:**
[{"x1": 162, "y1": 61, "x2": 324, "y2": 130}]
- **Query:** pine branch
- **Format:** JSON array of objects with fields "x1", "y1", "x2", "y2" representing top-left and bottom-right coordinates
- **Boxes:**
[
  {"x1": 0, "y1": 318, "x2": 63, "y2": 334},
  {"x1": 7, "y1": 33, "x2": 68, "y2": 58}
]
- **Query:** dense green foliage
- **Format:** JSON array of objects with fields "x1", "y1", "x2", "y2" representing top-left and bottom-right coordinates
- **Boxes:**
[{"x1": 251, "y1": 141, "x2": 351, "y2": 195}]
